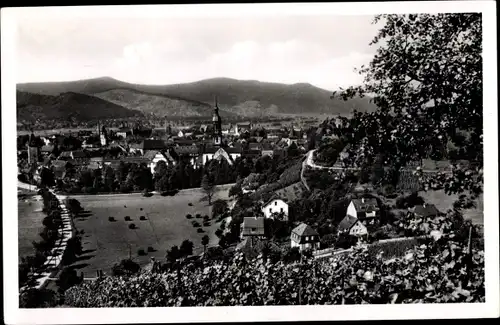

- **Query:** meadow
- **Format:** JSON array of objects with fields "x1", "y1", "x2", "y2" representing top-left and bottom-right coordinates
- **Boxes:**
[
  {"x1": 68, "y1": 185, "x2": 231, "y2": 276},
  {"x1": 18, "y1": 191, "x2": 45, "y2": 260},
  {"x1": 419, "y1": 190, "x2": 484, "y2": 225}
]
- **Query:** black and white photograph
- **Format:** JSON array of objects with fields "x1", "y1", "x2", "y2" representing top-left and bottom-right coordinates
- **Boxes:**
[{"x1": 2, "y1": 1, "x2": 499, "y2": 323}]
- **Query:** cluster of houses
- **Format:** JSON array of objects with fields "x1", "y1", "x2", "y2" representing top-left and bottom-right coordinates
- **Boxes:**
[
  {"x1": 19, "y1": 99, "x2": 315, "y2": 181},
  {"x1": 237, "y1": 194, "x2": 441, "y2": 255}
]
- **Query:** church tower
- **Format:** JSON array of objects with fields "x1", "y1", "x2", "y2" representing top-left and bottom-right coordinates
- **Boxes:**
[
  {"x1": 100, "y1": 125, "x2": 108, "y2": 146},
  {"x1": 212, "y1": 96, "x2": 222, "y2": 146},
  {"x1": 27, "y1": 129, "x2": 40, "y2": 165}
]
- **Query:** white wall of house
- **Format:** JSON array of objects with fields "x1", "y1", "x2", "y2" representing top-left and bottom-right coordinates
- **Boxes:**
[
  {"x1": 262, "y1": 199, "x2": 289, "y2": 220},
  {"x1": 202, "y1": 153, "x2": 214, "y2": 165},
  {"x1": 149, "y1": 153, "x2": 172, "y2": 174},
  {"x1": 347, "y1": 201, "x2": 357, "y2": 218},
  {"x1": 349, "y1": 222, "x2": 368, "y2": 236},
  {"x1": 290, "y1": 234, "x2": 320, "y2": 251}
]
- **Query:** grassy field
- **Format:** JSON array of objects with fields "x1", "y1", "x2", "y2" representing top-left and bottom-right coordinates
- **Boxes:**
[
  {"x1": 419, "y1": 190, "x2": 484, "y2": 225},
  {"x1": 69, "y1": 186, "x2": 231, "y2": 276},
  {"x1": 18, "y1": 192, "x2": 45, "y2": 260}
]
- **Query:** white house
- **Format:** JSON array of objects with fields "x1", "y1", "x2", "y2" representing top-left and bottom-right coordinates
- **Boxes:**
[
  {"x1": 290, "y1": 223, "x2": 320, "y2": 252},
  {"x1": 144, "y1": 150, "x2": 176, "y2": 174},
  {"x1": 337, "y1": 215, "x2": 368, "y2": 237},
  {"x1": 346, "y1": 197, "x2": 379, "y2": 220},
  {"x1": 261, "y1": 197, "x2": 289, "y2": 220}
]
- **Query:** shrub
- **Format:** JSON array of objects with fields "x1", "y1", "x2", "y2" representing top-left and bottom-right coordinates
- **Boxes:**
[
  {"x1": 147, "y1": 246, "x2": 155, "y2": 252},
  {"x1": 188, "y1": 203, "x2": 193, "y2": 206},
  {"x1": 196, "y1": 214, "x2": 202, "y2": 219},
  {"x1": 125, "y1": 216, "x2": 131, "y2": 221},
  {"x1": 197, "y1": 228, "x2": 204, "y2": 233},
  {"x1": 203, "y1": 221, "x2": 211, "y2": 227},
  {"x1": 128, "y1": 223, "x2": 136, "y2": 229},
  {"x1": 186, "y1": 214, "x2": 193, "y2": 219},
  {"x1": 108, "y1": 216, "x2": 115, "y2": 222},
  {"x1": 140, "y1": 216, "x2": 147, "y2": 221},
  {"x1": 19, "y1": 288, "x2": 58, "y2": 308},
  {"x1": 111, "y1": 259, "x2": 140, "y2": 276},
  {"x1": 137, "y1": 249, "x2": 147, "y2": 256},
  {"x1": 140, "y1": 208, "x2": 143, "y2": 211}
]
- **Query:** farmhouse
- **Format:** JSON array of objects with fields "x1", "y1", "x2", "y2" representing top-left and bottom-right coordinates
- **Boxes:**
[
  {"x1": 290, "y1": 223, "x2": 320, "y2": 252},
  {"x1": 261, "y1": 197, "x2": 289, "y2": 220},
  {"x1": 346, "y1": 197, "x2": 379, "y2": 220},
  {"x1": 337, "y1": 215, "x2": 368, "y2": 237},
  {"x1": 241, "y1": 217, "x2": 266, "y2": 239}
]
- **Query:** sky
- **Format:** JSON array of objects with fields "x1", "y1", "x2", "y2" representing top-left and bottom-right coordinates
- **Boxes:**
[{"x1": 16, "y1": 11, "x2": 381, "y2": 91}]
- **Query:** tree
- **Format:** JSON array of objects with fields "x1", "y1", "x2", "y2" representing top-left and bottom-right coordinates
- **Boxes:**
[
  {"x1": 179, "y1": 240, "x2": 194, "y2": 258},
  {"x1": 211, "y1": 199, "x2": 228, "y2": 219},
  {"x1": 201, "y1": 235, "x2": 210, "y2": 256},
  {"x1": 229, "y1": 183, "x2": 243, "y2": 198},
  {"x1": 202, "y1": 174, "x2": 215, "y2": 205},
  {"x1": 111, "y1": 259, "x2": 140, "y2": 276},
  {"x1": 334, "y1": 14, "x2": 482, "y2": 203},
  {"x1": 56, "y1": 267, "x2": 82, "y2": 293},
  {"x1": 19, "y1": 288, "x2": 58, "y2": 308},
  {"x1": 39, "y1": 167, "x2": 55, "y2": 188},
  {"x1": 166, "y1": 245, "x2": 181, "y2": 263},
  {"x1": 104, "y1": 166, "x2": 115, "y2": 191}
]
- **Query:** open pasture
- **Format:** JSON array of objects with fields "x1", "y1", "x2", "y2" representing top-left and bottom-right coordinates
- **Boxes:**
[
  {"x1": 18, "y1": 193, "x2": 45, "y2": 260},
  {"x1": 69, "y1": 186, "x2": 231, "y2": 276},
  {"x1": 419, "y1": 190, "x2": 484, "y2": 225}
]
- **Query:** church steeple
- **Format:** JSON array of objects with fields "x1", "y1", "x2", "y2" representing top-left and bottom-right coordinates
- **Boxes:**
[{"x1": 212, "y1": 96, "x2": 222, "y2": 146}]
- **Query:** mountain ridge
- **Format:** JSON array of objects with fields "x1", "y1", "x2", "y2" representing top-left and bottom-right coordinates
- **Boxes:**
[{"x1": 17, "y1": 76, "x2": 377, "y2": 119}]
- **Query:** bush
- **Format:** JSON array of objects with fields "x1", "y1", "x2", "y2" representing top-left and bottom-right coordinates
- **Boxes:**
[
  {"x1": 186, "y1": 214, "x2": 193, "y2": 219},
  {"x1": 129, "y1": 223, "x2": 136, "y2": 229},
  {"x1": 137, "y1": 249, "x2": 147, "y2": 256},
  {"x1": 56, "y1": 267, "x2": 82, "y2": 293},
  {"x1": 196, "y1": 214, "x2": 202, "y2": 219},
  {"x1": 19, "y1": 288, "x2": 58, "y2": 308},
  {"x1": 197, "y1": 228, "x2": 204, "y2": 233},
  {"x1": 188, "y1": 203, "x2": 193, "y2": 206},
  {"x1": 147, "y1": 246, "x2": 155, "y2": 252},
  {"x1": 140, "y1": 216, "x2": 147, "y2": 221},
  {"x1": 125, "y1": 216, "x2": 131, "y2": 221},
  {"x1": 111, "y1": 259, "x2": 140, "y2": 276},
  {"x1": 203, "y1": 221, "x2": 211, "y2": 227},
  {"x1": 108, "y1": 216, "x2": 116, "y2": 222}
]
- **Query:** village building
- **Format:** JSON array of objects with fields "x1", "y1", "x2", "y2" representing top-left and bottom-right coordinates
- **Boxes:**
[
  {"x1": 261, "y1": 197, "x2": 289, "y2": 221},
  {"x1": 346, "y1": 197, "x2": 380, "y2": 220},
  {"x1": 241, "y1": 217, "x2": 266, "y2": 239},
  {"x1": 143, "y1": 150, "x2": 177, "y2": 174},
  {"x1": 290, "y1": 223, "x2": 320, "y2": 252},
  {"x1": 337, "y1": 215, "x2": 369, "y2": 238}
]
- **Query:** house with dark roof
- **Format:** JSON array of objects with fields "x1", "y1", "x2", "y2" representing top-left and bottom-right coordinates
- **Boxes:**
[
  {"x1": 346, "y1": 197, "x2": 379, "y2": 220},
  {"x1": 337, "y1": 215, "x2": 368, "y2": 238},
  {"x1": 241, "y1": 217, "x2": 266, "y2": 239},
  {"x1": 290, "y1": 223, "x2": 320, "y2": 252},
  {"x1": 412, "y1": 203, "x2": 440, "y2": 218},
  {"x1": 143, "y1": 150, "x2": 177, "y2": 174},
  {"x1": 130, "y1": 140, "x2": 166, "y2": 155}
]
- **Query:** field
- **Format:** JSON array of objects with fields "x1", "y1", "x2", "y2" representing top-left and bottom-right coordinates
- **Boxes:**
[
  {"x1": 419, "y1": 190, "x2": 484, "y2": 225},
  {"x1": 18, "y1": 192, "x2": 45, "y2": 260},
  {"x1": 69, "y1": 185, "x2": 232, "y2": 276}
]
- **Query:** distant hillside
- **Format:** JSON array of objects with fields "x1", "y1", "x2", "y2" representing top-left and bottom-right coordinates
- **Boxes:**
[
  {"x1": 17, "y1": 77, "x2": 377, "y2": 117},
  {"x1": 93, "y1": 88, "x2": 237, "y2": 118},
  {"x1": 16, "y1": 91, "x2": 144, "y2": 122}
]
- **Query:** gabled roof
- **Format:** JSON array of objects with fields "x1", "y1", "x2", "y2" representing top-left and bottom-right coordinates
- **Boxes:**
[
  {"x1": 414, "y1": 204, "x2": 440, "y2": 217},
  {"x1": 143, "y1": 150, "x2": 161, "y2": 160},
  {"x1": 175, "y1": 145, "x2": 199, "y2": 155},
  {"x1": 292, "y1": 223, "x2": 319, "y2": 237},
  {"x1": 337, "y1": 215, "x2": 359, "y2": 233},
  {"x1": 40, "y1": 145, "x2": 54, "y2": 152},
  {"x1": 241, "y1": 217, "x2": 265, "y2": 236},
  {"x1": 351, "y1": 198, "x2": 379, "y2": 212},
  {"x1": 141, "y1": 140, "x2": 166, "y2": 150},
  {"x1": 262, "y1": 196, "x2": 287, "y2": 208}
]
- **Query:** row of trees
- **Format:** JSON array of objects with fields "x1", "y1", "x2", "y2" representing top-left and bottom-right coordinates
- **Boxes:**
[{"x1": 19, "y1": 189, "x2": 62, "y2": 289}]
